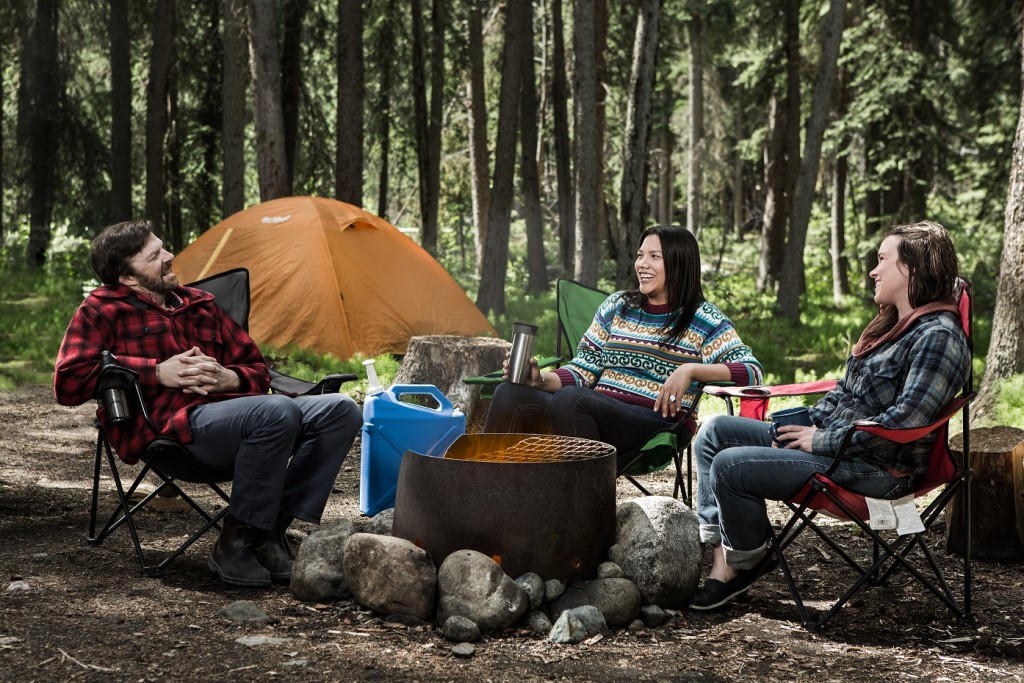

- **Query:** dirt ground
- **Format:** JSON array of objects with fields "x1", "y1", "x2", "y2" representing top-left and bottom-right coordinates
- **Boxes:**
[{"x1": 2, "y1": 384, "x2": 1023, "y2": 682}]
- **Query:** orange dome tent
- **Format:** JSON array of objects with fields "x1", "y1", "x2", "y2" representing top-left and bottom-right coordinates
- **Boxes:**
[{"x1": 172, "y1": 196, "x2": 497, "y2": 359}]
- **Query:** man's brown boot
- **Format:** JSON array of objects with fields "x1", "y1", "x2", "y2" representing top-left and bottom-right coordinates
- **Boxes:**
[
  {"x1": 253, "y1": 515, "x2": 294, "y2": 582},
  {"x1": 208, "y1": 515, "x2": 272, "y2": 587}
]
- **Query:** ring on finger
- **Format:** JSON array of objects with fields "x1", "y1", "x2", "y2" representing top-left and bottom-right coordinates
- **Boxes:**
[{"x1": 669, "y1": 394, "x2": 677, "y2": 403}]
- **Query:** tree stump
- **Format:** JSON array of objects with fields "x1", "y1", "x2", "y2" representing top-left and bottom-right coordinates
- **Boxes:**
[
  {"x1": 946, "y1": 426, "x2": 1024, "y2": 561},
  {"x1": 393, "y1": 335, "x2": 510, "y2": 434}
]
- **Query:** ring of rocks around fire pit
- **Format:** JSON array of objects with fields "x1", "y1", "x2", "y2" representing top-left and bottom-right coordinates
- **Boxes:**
[{"x1": 286, "y1": 495, "x2": 702, "y2": 650}]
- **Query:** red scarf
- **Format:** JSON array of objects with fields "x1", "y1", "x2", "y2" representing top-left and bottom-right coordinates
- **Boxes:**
[{"x1": 852, "y1": 300, "x2": 959, "y2": 359}]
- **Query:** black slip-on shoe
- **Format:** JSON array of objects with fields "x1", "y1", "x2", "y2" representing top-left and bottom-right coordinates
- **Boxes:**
[{"x1": 688, "y1": 555, "x2": 779, "y2": 612}]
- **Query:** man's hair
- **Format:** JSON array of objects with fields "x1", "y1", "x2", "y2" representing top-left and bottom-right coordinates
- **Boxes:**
[
  {"x1": 887, "y1": 220, "x2": 960, "y2": 307},
  {"x1": 622, "y1": 224, "x2": 706, "y2": 342},
  {"x1": 91, "y1": 220, "x2": 154, "y2": 285}
]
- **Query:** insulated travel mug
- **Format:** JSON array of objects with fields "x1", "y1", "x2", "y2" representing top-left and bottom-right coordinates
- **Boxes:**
[{"x1": 507, "y1": 322, "x2": 538, "y2": 384}]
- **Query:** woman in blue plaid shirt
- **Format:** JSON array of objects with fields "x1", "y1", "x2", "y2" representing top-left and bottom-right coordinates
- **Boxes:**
[{"x1": 689, "y1": 221, "x2": 971, "y2": 612}]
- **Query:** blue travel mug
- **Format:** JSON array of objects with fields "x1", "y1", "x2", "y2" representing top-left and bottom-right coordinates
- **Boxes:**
[{"x1": 769, "y1": 406, "x2": 812, "y2": 445}]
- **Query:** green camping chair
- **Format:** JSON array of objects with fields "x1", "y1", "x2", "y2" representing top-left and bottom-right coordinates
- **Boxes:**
[{"x1": 465, "y1": 278, "x2": 703, "y2": 504}]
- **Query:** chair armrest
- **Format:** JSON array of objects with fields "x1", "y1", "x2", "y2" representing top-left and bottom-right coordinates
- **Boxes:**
[
  {"x1": 705, "y1": 379, "x2": 838, "y2": 420},
  {"x1": 269, "y1": 369, "x2": 358, "y2": 397},
  {"x1": 823, "y1": 392, "x2": 975, "y2": 476},
  {"x1": 462, "y1": 355, "x2": 562, "y2": 386}
]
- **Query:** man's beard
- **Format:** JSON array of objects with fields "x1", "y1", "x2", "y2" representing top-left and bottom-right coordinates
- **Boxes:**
[{"x1": 133, "y1": 269, "x2": 179, "y2": 296}]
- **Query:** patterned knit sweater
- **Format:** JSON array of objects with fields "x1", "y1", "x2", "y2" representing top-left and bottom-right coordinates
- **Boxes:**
[{"x1": 554, "y1": 293, "x2": 764, "y2": 413}]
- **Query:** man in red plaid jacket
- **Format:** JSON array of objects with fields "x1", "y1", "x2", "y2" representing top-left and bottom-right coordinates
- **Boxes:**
[{"x1": 55, "y1": 220, "x2": 361, "y2": 587}]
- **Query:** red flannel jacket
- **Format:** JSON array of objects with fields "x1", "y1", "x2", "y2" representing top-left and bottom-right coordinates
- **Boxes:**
[{"x1": 54, "y1": 284, "x2": 271, "y2": 464}]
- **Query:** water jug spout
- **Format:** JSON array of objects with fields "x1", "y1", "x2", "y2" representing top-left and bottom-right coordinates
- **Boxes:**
[{"x1": 363, "y1": 359, "x2": 384, "y2": 396}]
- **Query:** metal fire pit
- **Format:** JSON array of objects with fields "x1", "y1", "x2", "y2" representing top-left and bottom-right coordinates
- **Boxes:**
[{"x1": 391, "y1": 433, "x2": 617, "y2": 582}]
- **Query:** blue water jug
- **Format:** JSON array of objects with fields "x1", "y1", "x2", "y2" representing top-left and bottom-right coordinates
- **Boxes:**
[{"x1": 359, "y1": 384, "x2": 466, "y2": 516}]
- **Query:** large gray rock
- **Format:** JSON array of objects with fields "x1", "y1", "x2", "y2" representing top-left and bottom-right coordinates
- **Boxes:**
[
  {"x1": 343, "y1": 533, "x2": 437, "y2": 620},
  {"x1": 436, "y1": 550, "x2": 529, "y2": 632},
  {"x1": 609, "y1": 496, "x2": 701, "y2": 608},
  {"x1": 290, "y1": 520, "x2": 355, "y2": 602},
  {"x1": 551, "y1": 578, "x2": 641, "y2": 627}
]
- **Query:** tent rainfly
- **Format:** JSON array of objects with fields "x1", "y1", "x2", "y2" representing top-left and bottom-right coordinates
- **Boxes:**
[{"x1": 171, "y1": 196, "x2": 497, "y2": 360}]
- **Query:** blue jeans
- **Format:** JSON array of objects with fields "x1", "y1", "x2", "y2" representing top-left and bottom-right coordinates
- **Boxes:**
[
  {"x1": 483, "y1": 382, "x2": 682, "y2": 461},
  {"x1": 695, "y1": 414, "x2": 914, "y2": 570},
  {"x1": 183, "y1": 393, "x2": 361, "y2": 530}
]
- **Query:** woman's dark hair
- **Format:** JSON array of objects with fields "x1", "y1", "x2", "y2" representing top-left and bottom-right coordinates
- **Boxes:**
[
  {"x1": 622, "y1": 225, "x2": 705, "y2": 341},
  {"x1": 91, "y1": 220, "x2": 154, "y2": 285},
  {"x1": 862, "y1": 220, "x2": 961, "y2": 339}
]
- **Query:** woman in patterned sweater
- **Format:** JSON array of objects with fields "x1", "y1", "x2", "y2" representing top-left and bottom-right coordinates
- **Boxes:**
[{"x1": 484, "y1": 225, "x2": 764, "y2": 462}]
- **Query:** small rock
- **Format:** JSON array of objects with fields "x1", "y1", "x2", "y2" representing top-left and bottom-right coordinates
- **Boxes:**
[
  {"x1": 627, "y1": 619, "x2": 645, "y2": 632},
  {"x1": 515, "y1": 572, "x2": 545, "y2": 611},
  {"x1": 235, "y1": 636, "x2": 289, "y2": 647},
  {"x1": 597, "y1": 562, "x2": 624, "y2": 579},
  {"x1": 544, "y1": 578, "x2": 566, "y2": 602},
  {"x1": 568, "y1": 605, "x2": 607, "y2": 636},
  {"x1": 5, "y1": 581, "x2": 30, "y2": 592},
  {"x1": 217, "y1": 600, "x2": 273, "y2": 623},
  {"x1": 548, "y1": 611, "x2": 588, "y2": 644},
  {"x1": 640, "y1": 604, "x2": 668, "y2": 628},
  {"x1": 451, "y1": 642, "x2": 476, "y2": 658},
  {"x1": 527, "y1": 611, "x2": 552, "y2": 635},
  {"x1": 441, "y1": 615, "x2": 482, "y2": 643},
  {"x1": 368, "y1": 508, "x2": 394, "y2": 535},
  {"x1": 282, "y1": 659, "x2": 309, "y2": 667}
]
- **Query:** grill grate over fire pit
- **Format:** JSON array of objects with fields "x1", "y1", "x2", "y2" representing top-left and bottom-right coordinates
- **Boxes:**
[{"x1": 392, "y1": 433, "x2": 617, "y2": 582}]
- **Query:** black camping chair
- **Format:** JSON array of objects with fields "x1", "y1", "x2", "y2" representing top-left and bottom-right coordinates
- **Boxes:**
[{"x1": 87, "y1": 268, "x2": 357, "y2": 576}]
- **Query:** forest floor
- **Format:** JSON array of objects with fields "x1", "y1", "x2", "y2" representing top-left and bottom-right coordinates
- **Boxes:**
[{"x1": 2, "y1": 384, "x2": 1023, "y2": 682}]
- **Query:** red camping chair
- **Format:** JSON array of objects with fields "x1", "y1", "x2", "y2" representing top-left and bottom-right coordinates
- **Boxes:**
[{"x1": 706, "y1": 280, "x2": 974, "y2": 630}]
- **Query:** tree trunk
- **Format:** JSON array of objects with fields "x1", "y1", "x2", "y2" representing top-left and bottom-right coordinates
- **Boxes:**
[
  {"x1": 862, "y1": 126, "x2": 882, "y2": 292},
  {"x1": 423, "y1": 0, "x2": 445, "y2": 253},
  {"x1": 411, "y1": 0, "x2": 431, "y2": 247},
  {"x1": 144, "y1": 0, "x2": 175, "y2": 239},
  {"x1": 109, "y1": 0, "x2": 132, "y2": 223},
  {"x1": 976, "y1": 31, "x2": 1024, "y2": 420},
  {"x1": 731, "y1": 81, "x2": 744, "y2": 238},
  {"x1": 247, "y1": 0, "x2": 289, "y2": 201},
  {"x1": 476, "y1": 0, "x2": 528, "y2": 316},
  {"x1": 467, "y1": 0, "x2": 490, "y2": 269},
  {"x1": 830, "y1": 151, "x2": 850, "y2": 305},
  {"x1": 551, "y1": 0, "x2": 574, "y2": 276},
  {"x1": 616, "y1": 0, "x2": 661, "y2": 290},
  {"x1": 572, "y1": 0, "x2": 599, "y2": 286},
  {"x1": 777, "y1": 0, "x2": 846, "y2": 321},
  {"x1": 22, "y1": 0, "x2": 59, "y2": 266},
  {"x1": 757, "y1": 93, "x2": 789, "y2": 292},
  {"x1": 166, "y1": 57, "x2": 183, "y2": 252},
  {"x1": 520, "y1": 1, "x2": 548, "y2": 294},
  {"x1": 281, "y1": 0, "x2": 306, "y2": 196},
  {"x1": 337, "y1": 0, "x2": 364, "y2": 206},
  {"x1": 375, "y1": 0, "x2": 396, "y2": 219},
  {"x1": 195, "y1": 0, "x2": 221, "y2": 234},
  {"x1": 222, "y1": 0, "x2": 249, "y2": 217},
  {"x1": 830, "y1": 74, "x2": 850, "y2": 305},
  {"x1": 655, "y1": 86, "x2": 673, "y2": 225},
  {"x1": 686, "y1": 2, "x2": 703, "y2": 240}
]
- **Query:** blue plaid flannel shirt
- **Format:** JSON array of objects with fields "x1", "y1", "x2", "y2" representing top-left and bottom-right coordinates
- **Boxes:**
[{"x1": 808, "y1": 311, "x2": 970, "y2": 478}]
